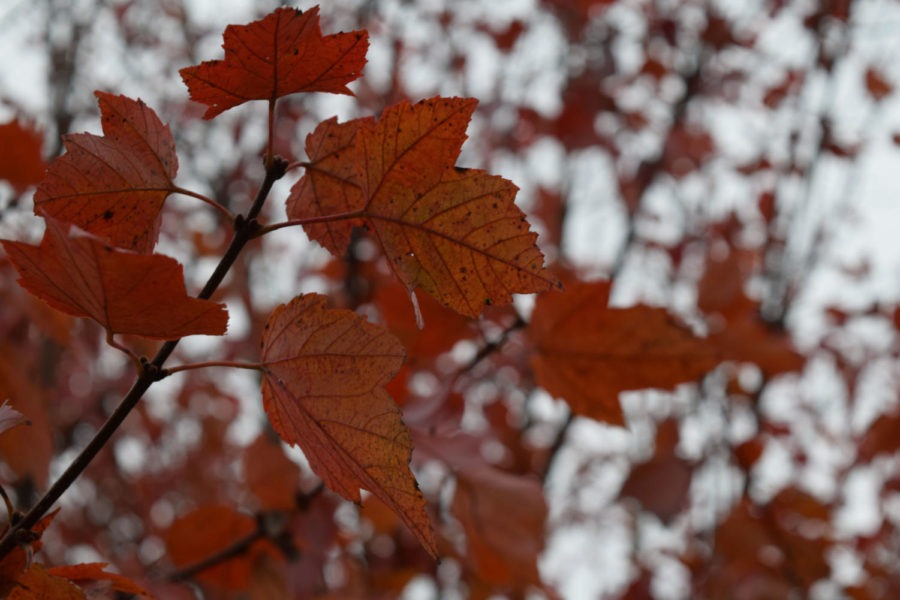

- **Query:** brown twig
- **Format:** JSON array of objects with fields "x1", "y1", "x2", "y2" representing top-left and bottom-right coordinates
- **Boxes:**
[{"x1": 0, "y1": 157, "x2": 289, "y2": 561}]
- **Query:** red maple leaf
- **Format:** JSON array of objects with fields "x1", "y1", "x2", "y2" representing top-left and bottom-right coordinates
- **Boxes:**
[
  {"x1": 259, "y1": 294, "x2": 437, "y2": 558},
  {"x1": 180, "y1": 7, "x2": 368, "y2": 119},
  {"x1": 529, "y1": 280, "x2": 719, "y2": 425},
  {"x1": 288, "y1": 97, "x2": 559, "y2": 317},
  {"x1": 2, "y1": 219, "x2": 227, "y2": 339},
  {"x1": 0, "y1": 119, "x2": 46, "y2": 193},
  {"x1": 33, "y1": 92, "x2": 179, "y2": 253}
]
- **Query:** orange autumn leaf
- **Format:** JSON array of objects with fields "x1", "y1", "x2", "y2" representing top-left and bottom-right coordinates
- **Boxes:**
[
  {"x1": 286, "y1": 115, "x2": 370, "y2": 255},
  {"x1": 2, "y1": 219, "x2": 227, "y2": 339},
  {"x1": 529, "y1": 280, "x2": 719, "y2": 425},
  {"x1": 180, "y1": 6, "x2": 368, "y2": 119},
  {"x1": 47, "y1": 563, "x2": 152, "y2": 598},
  {"x1": 0, "y1": 119, "x2": 46, "y2": 194},
  {"x1": 241, "y1": 434, "x2": 302, "y2": 511},
  {"x1": 0, "y1": 510, "x2": 61, "y2": 597},
  {"x1": 33, "y1": 92, "x2": 178, "y2": 253},
  {"x1": 451, "y1": 466, "x2": 546, "y2": 589},
  {"x1": 619, "y1": 419, "x2": 693, "y2": 522},
  {"x1": 288, "y1": 97, "x2": 558, "y2": 317},
  {"x1": 8, "y1": 563, "x2": 85, "y2": 600},
  {"x1": 259, "y1": 294, "x2": 437, "y2": 558},
  {"x1": 165, "y1": 506, "x2": 262, "y2": 591}
]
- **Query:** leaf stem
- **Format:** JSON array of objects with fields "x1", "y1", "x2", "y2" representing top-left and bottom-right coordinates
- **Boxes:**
[
  {"x1": 172, "y1": 186, "x2": 235, "y2": 222},
  {"x1": 254, "y1": 210, "x2": 365, "y2": 237},
  {"x1": 164, "y1": 361, "x2": 266, "y2": 376},
  {"x1": 0, "y1": 158, "x2": 289, "y2": 561},
  {"x1": 104, "y1": 332, "x2": 142, "y2": 372},
  {"x1": 265, "y1": 99, "x2": 275, "y2": 170},
  {"x1": 285, "y1": 160, "x2": 311, "y2": 172}
]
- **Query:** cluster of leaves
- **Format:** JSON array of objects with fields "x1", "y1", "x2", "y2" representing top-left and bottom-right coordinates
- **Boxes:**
[{"x1": 2, "y1": 1, "x2": 900, "y2": 599}]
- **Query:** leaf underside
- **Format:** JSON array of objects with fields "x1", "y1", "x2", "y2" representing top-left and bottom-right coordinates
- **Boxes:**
[
  {"x1": 259, "y1": 294, "x2": 437, "y2": 557},
  {"x1": 2, "y1": 219, "x2": 227, "y2": 339},
  {"x1": 179, "y1": 6, "x2": 368, "y2": 119},
  {"x1": 34, "y1": 92, "x2": 178, "y2": 253},
  {"x1": 288, "y1": 97, "x2": 559, "y2": 318}
]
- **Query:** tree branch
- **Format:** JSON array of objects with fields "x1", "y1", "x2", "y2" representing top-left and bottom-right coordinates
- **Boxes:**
[{"x1": 0, "y1": 157, "x2": 289, "y2": 561}]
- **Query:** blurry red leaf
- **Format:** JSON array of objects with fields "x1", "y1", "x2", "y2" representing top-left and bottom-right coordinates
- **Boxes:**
[
  {"x1": 857, "y1": 410, "x2": 900, "y2": 462},
  {"x1": 0, "y1": 355, "x2": 53, "y2": 487},
  {"x1": 180, "y1": 7, "x2": 368, "y2": 119},
  {"x1": 8, "y1": 563, "x2": 86, "y2": 600},
  {"x1": 865, "y1": 67, "x2": 893, "y2": 102},
  {"x1": 451, "y1": 466, "x2": 546, "y2": 589},
  {"x1": 620, "y1": 419, "x2": 693, "y2": 522},
  {"x1": 663, "y1": 124, "x2": 715, "y2": 178},
  {"x1": 763, "y1": 70, "x2": 801, "y2": 109},
  {"x1": 698, "y1": 242, "x2": 804, "y2": 377},
  {"x1": 641, "y1": 58, "x2": 668, "y2": 80},
  {"x1": 34, "y1": 92, "x2": 178, "y2": 253},
  {"x1": 374, "y1": 279, "x2": 474, "y2": 359},
  {"x1": 488, "y1": 20, "x2": 525, "y2": 52},
  {"x1": 166, "y1": 506, "x2": 263, "y2": 590},
  {"x1": 2, "y1": 219, "x2": 227, "y2": 339},
  {"x1": 529, "y1": 281, "x2": 719, "y2": 425},
  {"x1": 0, "y1": 400, "x2": 28, "y2": 437},
  {"x1": 694, "y1": 497, "x2": 831, "y2": 597},
  {"x1": 242, "y1": 434, "x2": 301, "y2": 511},
  {"x1": 259, "y1": 294, "x2": 437, "y2": 557},
  {"x1": 0, "y1": 510, "x2": 60, "y2": 596},
  {"x1": 289, "y1": 97, "x2": 558, "y2": 317},
  {"x1": 0, "y1": 119, "x2": 46, "y2": 193},
  {"x1": 47, "y1": 563, "x2": 152, "y2": 598}
]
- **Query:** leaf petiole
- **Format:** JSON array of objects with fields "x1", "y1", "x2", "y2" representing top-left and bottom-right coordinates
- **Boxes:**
[
  {"x1": 172, "y1": 186, "x2": 235, "y2": 222},
  {"x1": 164, "y1": 361, "x2": 267, "y2": 376},
  {"x1": 105, "y1": 332, "x2": 142, "y2": 372},
  {"x1": 253, "y1": 210, "x2": 365, "y2": 237}
]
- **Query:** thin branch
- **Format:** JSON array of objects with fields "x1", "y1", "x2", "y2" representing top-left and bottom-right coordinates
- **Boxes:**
[
  {"x1": 172, "y1": 186, "x2": 235, "y2": 222},
  {"x1": 541, "y1": 409, "x2": 574, "y2": 483},
  {"x1": 254, "y1": 210, "x2": 365, "y2": 237},
  {"x1": 0, "y1": 157, "x2": 289, "y2": 561},
  {"x1": 164, "y1": 361, "x2": 266, "y2": 376},
  {"x1": 169, "y1": 527, "x2": 265, "y2": 582}
]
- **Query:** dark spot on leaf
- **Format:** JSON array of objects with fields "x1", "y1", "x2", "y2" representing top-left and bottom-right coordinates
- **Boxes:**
[
  {"x1": 484, "y1": 298, "x2": 492, "y2": 305},
  {"x1": 103, "y1": 210, "x2": 114, "y2": 220},
  {"x1": 454, "y1": 166, "x2": 468, "y2": 173}
]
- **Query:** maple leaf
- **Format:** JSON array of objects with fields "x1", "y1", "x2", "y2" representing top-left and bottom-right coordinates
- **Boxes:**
[
  {"x1": 0, "y1": 119, "x2": 46, "y2": 193},
  {"x1": 166, "y1": 506, "x2": 267, "y2": 590},
  {"x1": 8, "y1": 563, "x2": 86, "y2": 600},
  {"x1": 286, "y1": 115, "x2": 369, "y2": 255},
  {"x1": 33, "y1": 92, "x2": 178, "y2": 253},
  {"x1": 619, "y1": 419, "x2": 693, "y2": 522},
  {"x1": 288, "y1": 97, "x2": 559, "y2": 317},
  {"x1": 529, "y1": 280, "x2": 719, "y2": 425},
  {"x1": 451, "y1": 466, "x2": 546, "y2": 589},
  {"x1": 2, "y1": 219, "x2": 227, "y2": 339},
  {"x1": 0, "y1": 400, "x2": 28, "y2": 437},
  {"x1": 0, "y1": 510, "x2": 60, "y2": 597},
  {"x1": 180, "y1": 6, "x2": 368, "y2": 119},
  {"x1": 242, "y1": 434, "x2": 302, "y2": 511},
  {"x1": 259, "y1": 294, "x2": 437, "y2": 558},
  {"x1": 47, "y1": 563, "x2": 152, "y2": 598}
]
